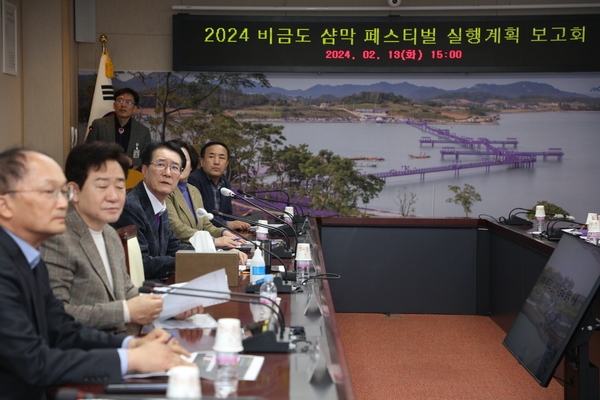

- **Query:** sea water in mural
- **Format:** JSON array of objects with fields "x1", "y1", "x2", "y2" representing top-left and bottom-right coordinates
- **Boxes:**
[
  {"x1": 78, "y1": 71, "x2": 600, "y2": 221},
  {"x1": 279, "y1": 111, "x2": 600, "y2": 221}
]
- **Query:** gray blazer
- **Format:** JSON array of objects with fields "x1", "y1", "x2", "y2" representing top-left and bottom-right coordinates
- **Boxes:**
[
  {"x1": 42, "y1": 205, "x2": 139, "y2": 333},
  {"x1": 86, "y1": 114, "x2": 151, "y2": 167}
]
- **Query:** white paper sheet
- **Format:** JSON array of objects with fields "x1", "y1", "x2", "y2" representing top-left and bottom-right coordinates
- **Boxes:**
[{"x1": 156, "y1": 268, "x2": 230, "y2": 320}]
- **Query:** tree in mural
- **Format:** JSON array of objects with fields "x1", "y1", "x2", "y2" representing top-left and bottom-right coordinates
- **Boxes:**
[
  {"x1": 446, "y1": 183, "x2": 482, "y2": 217},
  {"x1": 130, "y1": 71, "x2": 270, "y2": 142},
  {"x1": 395, "y1": 189, "x2": 418, "y2": 217},
  {"x1": 300, "y1": 150, "x2": 385, "y2": 215}
]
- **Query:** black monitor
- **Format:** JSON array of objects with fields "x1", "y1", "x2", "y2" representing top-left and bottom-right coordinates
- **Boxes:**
[{"x1": 503, "y1": 233, "x2": 600, "y2": 387}]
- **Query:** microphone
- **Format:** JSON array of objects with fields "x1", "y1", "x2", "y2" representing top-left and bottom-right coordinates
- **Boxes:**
[
  {"x1": 220, "y1": 187, "x2": 300, "y2": 245},
  {"x1": 200, "y1": 207, "x2": 294, "y2": 266},
  {"x1": 211, "y1": 209, "x2": 295, "y2": 259},
  {"x1": 238, "y1": 188, "x2": 306, "y2": 221},
  {"x1": 140, "y1": 283, "x2": 290, "y2": 351},
  {"x1": 196, "y1": 207, "x2": 214, "y2": 220}
]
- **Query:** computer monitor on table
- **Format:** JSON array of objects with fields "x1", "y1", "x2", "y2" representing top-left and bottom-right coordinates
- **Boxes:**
[{"x1": 503, "y1": 233, "x2": 600, "y2": 389}]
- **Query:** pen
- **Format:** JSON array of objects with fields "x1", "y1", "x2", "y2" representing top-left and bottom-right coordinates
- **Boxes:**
[{"x1": 165, "y1": 333, "x2": 175, "y2": 344}]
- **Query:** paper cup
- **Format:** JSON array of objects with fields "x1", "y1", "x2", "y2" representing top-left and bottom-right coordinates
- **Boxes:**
[
  {"x1": 296, "y1": 243, "x2": 312, "y2": 261},
  {"x1": 586, "y1": 213, "x2": 598, "y2": 225},
  {"x1": 213, "y1": 318, "x2": 244, "y2": 353},
  {"x1": 166, "y1": 365, "x2": 201, "y2": 399}
]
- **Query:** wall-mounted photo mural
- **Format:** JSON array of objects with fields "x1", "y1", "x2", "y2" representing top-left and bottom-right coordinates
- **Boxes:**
[{"x1": 78, "y1": 70, "x2": 600, "y2": 222}]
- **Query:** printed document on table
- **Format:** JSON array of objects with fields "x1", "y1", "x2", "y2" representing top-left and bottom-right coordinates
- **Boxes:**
[{"x1": 156, "y1": 268, "x2": 230, "y2": 320}]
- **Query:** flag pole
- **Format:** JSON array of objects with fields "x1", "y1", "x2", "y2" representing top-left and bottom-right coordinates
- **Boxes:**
[{"x1": 84, "y1": 34, "x2": 115, "y2": 141}]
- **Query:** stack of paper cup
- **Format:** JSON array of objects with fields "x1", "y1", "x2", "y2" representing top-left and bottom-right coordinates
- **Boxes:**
[
  {"x1": 256, "y1": 219, "x2": 269, "y2": 240},
  {"x1": 283, "y1": 206, "x2": 294, "y2": 224},
  {"x1": 213, "y1": 318, "x2": 244, "y2": 353},
  {"x1": 166, "y1": 366, "x2": 201, "y2": 399},
  {"x1": 295, "y1": 243, "x2": 311, "y2": 285},
  {"x1": 586, "y1": 213, "x2": 598, "y2": 226},
  {"x1": 213, "y1": 318, "x2": 243, "y2": 398},
  {"x1": 588, "y1": 215, "x2": 600, "y2": 244}
]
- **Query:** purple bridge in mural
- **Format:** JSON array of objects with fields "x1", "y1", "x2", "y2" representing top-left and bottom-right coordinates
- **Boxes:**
[{"x1": 368, "y1": 119, "x2": 564, "y2": 181}]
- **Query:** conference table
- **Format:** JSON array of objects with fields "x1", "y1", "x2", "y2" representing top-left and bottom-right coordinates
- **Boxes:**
[{"x1": 56, "y1": 218, "x2": 355, "y2": 400}]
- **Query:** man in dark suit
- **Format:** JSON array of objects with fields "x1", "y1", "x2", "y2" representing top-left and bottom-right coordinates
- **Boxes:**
[
  {"x1": 85, "y1": 87, "x2": 152, "y2": 168},
  {"x1": 112, "y1": 141, "x2": 194, "y2": 281},
  {"x1": 188, "y1": 141, "x2": 250, "y2": 230},
  {"x1": 0, "y1": 148, "x2": 192, "y2": 400}
]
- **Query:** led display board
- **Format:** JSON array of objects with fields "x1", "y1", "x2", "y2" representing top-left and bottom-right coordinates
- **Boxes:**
[{"x1": 173, "y1": 14, "x2": 600, "y2": 73}]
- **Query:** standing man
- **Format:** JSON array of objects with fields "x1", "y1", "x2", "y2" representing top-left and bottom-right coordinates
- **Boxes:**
[
  {"x1": 85, "y1": 87, "x2": 151, "y2": 168},
  {"x1": 188, "y1": 141, "x2": 250, "y2": 231},
  {"x1": 112, "y1": 142, "x2": 194, "y2": 281},
  {"x1": 42, "y1": 142, "x2": 200, "y2": 335},
  {"x1": 0, "y1": 148, "x2": 192, "y2": 399}
]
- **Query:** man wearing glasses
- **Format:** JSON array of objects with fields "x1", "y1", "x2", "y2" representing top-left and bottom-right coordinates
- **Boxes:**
[
  {"x1": 85, "y1": 87, "x2": 151, "y2": 168},
  {"x1": 112, "y1": 142, "x2": 194, "y2": 282},
  {"x1": 0, "y1": 148, "x2": 193, "y2": 399}
]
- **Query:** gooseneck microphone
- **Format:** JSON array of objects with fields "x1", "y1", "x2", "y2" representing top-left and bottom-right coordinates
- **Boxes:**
[
  {"x1": 211, "y1": 209, "x2": 295, "y2": 259},
  {"x1": 237, "y1": 188, "x2": 306, "y2": 221},
  {"x1": 140, "y1": 283, "x2": 289, "y2": 350},
  {"x1": 142, "y1": 281, "x2": 285, "y2": 334},
  {"x1": 220, "y1": 187, "x2": 300, "y2": 244},
  {"x1": 196, "y1": 208, "x2": 290, "y2": 267}
]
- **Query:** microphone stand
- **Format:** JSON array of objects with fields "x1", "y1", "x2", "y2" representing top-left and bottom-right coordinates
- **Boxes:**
[
  {"x1": 213, "y1": 209, "x2": 295, "y2": 259},
  {"x1": 239, "y1": 189, "x2": 306, "y2": 223},
  {"x1": 221, "y1": 188, "x2": 301, "y2": 247},
  {"x1": 140, "y1": 285, "x2": 290, "y2": 352},
  {"x1": 207, "y1": 218, "x2": 294, "y2": 292}
]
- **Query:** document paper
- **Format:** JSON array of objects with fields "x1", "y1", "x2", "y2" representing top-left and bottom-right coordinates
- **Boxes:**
[{"x1": 156, "y1": 268, "x2": 230, "y2": 320}]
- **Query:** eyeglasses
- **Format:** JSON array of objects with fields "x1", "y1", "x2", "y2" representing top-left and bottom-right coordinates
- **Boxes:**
[
  {"x1": 115, "y1": 98, "x2": 135, "y2": 106},
  {"x1": 4, "y1": 186, "x2": 74, "y2": 202},
  {"x1": 149, "y1": 161, "x2": 182, "y2": 175}
]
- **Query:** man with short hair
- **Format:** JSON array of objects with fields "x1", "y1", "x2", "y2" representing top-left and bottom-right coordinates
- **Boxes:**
[
  {"x1": 42, "y1": 142, "x2": 200, "y2": 335},
  {"x1": 189, "y1": 141, "x2": 250, "y2": 231},
  {"x1": 112, "y1": 141, "x2": 194, "y2": 281},
  {"x1": 0, "y1": 148, "x2": 192, "y2": 400},
  {"x1": 85, "y1": 87, "x2": 152, "y2": 168}
]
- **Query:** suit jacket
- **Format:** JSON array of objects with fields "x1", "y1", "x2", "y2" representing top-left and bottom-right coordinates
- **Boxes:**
[
  {"x1": 41, "y1": 206, "x2": 139, "y2": 333},
  {"x1": 86, "y1": 115, "x2": 151, "y2": 167},
  {"x1": 111, "y1": 182, "x2": 193, "y2": 281},
  {"x1": 0, "y1": 227, "x2": 125, "y2": 400},
  {"x1": 166, "y1": 184, "x2": 225, "y2": 244},
  {"x1": 188, "y1": 168, "x2": 233, "y2": 228}
]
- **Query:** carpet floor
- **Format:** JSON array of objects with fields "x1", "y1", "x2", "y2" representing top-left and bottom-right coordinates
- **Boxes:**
[{"x1": 337, "y1": 313, "x2": 564, "y2": 400}]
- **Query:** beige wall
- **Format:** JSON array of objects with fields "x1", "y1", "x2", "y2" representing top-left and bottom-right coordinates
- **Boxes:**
[{"x1": 1, "y1": 0, "x2": 598, "y2": 163}]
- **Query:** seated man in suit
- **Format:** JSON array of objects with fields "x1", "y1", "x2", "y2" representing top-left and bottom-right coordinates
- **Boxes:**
[
  {"x1": 112, "y1": 141, "x2": 194, "y2": 281},
  {"x1": 188, "y1": 141, "x2": 251, "y2": 231},
  {"x1": 42, "y1": 142, "x2": 201, "y2": 334},
  {"x1": 85, "y1": 87, "x2": 152, "y2": 168},
  {"x1": 0, "y1": 147, "x2": 192, "y2": 400},
  {"x1": 165, "y1": 139, "x2": 247, "y2": 265}
]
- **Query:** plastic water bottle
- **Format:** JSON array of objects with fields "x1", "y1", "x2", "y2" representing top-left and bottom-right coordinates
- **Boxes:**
[
  {"x1": 259, "y1": 274, "x2": 278, "y2": 321},
  {"x1": 296, "y1": 260, "x2": 310, "y2": 286},
  {"x1": 250, "y1": 244, "x2": 265, "y2": 284},
  {"x1": 214, "y1": 351, "x2": 238, "y2": 398}
]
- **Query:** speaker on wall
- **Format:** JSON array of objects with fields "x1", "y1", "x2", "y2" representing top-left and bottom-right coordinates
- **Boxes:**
[{"x1": 74, "y1": 0, "x2": 96, "y2": 43}]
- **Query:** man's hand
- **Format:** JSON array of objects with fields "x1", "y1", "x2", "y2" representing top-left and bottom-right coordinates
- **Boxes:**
[
  {"x1": 126, "y1": 331, "x2": 193, "y2": 374},
  {"x1": 228, "y1": 220, "x2": 250, "y2": 231},
  {"x1": 126, "y1": 295, "x2": 163, "y2": 325},
  {"x1": 214, "y1": 236, "x2": 241, "y2": 248}
]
